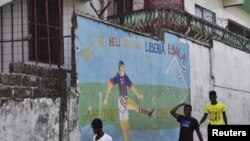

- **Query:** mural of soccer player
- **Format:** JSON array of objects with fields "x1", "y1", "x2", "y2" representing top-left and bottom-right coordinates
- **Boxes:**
[{"x1": 103, "y1": 60, "x2": 154, "y2": 141}]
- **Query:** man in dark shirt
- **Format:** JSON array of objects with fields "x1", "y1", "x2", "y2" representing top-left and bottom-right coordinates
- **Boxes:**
[{"x1": 170, "y1": 103, "x2": 203, "y2": 141}]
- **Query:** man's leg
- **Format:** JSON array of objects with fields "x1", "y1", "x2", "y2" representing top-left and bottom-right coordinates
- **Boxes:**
[
  {"x1": 140, "y1": 108, "x2": 155, "y2": 117},
  {"x1": 127, "y1": 98, "x2": 154, "y2": 116},
  {"x1": 120, "y1": 120, "x2": 130, "y2": 141},
  {"x1": 118, "y1": 97, "x2": 130, "y2": 141}
]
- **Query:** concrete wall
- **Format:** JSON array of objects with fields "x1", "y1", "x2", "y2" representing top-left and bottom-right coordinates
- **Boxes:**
[
  {"x1": 212, "y1": 40, "x2": 250, "y2": 123},
  {"x1": 0, "y1": 63, "x2": 68, "y2": 141},
  {"x1": 0, "y1": 1, "x2": 250, "y2": 140},
  {"x1": 75, "y1": 15, "x2": 250, "y2": 140},
  {"x1": 0, "y1": 16, "x2": 249, "y2": 141},
  {"x1": 187, "y1": 38, "x2": 250, "y2": 141}
]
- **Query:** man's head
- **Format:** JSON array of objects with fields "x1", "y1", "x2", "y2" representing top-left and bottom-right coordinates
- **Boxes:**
[
  {"x1": 209, "y1": 90, "x2": 217, "y2": 104},
  {"x1": 184, "y1": 104, "x2": 192, "y2": 117},
  {"x1": 118, "y1": 60, "x2": 125, "y2": 72},
  {"x1": 91, "y1": 118, "x2": 103, "y2": 134}
]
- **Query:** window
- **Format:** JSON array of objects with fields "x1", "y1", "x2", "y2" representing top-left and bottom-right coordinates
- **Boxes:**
[
  {"x1": 113, "y1": 0, "x2": 133, "y2": 15},
  {"x1": 28, "y1": 0, "x2": 63, "y2": 65},
  {"x1": 228, "y1": 20, "x2": 250, "y2": 40},
  {"x1": 144, "y1": 0, "x2": 184, "y2": 10},
  {"x1": 195, "y1": 4, "x2": 215, "y2": 23},
  {"x1": 111, "y1": 0, "x2": 133, "y2": 24}
]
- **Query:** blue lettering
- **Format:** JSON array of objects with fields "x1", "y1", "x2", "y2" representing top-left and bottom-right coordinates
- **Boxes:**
[
  {"x1": 168, "y1": 44, "x2": 187, "y2": 65},
  {"x1": 145, "y1": 42, "x2": 165, "y2": 54}
]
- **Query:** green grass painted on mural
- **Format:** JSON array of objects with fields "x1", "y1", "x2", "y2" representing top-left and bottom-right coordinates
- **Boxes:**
[{"x1": 78, "y1": 83, "x2": 190, "y2": 130}]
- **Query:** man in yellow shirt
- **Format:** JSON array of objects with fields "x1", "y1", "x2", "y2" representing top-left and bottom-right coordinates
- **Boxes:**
[{"x1": 199, "y1": 90, "x2": 228, "y2": 125}]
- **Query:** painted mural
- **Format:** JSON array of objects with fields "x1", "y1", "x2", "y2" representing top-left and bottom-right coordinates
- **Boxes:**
[{"x1": 76, "y1": 15, "x2": 190, "y2": 141}]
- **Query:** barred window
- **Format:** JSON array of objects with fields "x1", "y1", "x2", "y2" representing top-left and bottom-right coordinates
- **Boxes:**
[
  {"x1": 28, "y1": 0, "x2": 63, "y2": 65},
  {"x1": 228, "y1": 19, "x2": 250, "y2": 40},
  {"x1": 195, "y1": 4, "x2": 216, "y2": 23}
]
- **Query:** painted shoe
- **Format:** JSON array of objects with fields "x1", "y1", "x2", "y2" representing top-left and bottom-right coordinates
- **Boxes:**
[{"x1": 148, "y1": 108, "x2": 155, "y2": 117}]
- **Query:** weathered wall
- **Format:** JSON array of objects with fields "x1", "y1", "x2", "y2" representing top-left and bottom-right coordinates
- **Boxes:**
[
  {"x1": 186, "y1": 39, "x2": 213, "y2": 141},
  {"x1": 0, "y1": 63, "x2": 67, "y2": 141},
  {"x1": 211, "y1": 40, "x2": 250, "y2": 124},
  {"x1": 187, "y1": 38, "x2": 250, "y2": 141},
  {"x1": 76, "y1": 15, "x2": 191, "y2": 141},
  {"x1": 74, "y1": 15, "x2": 250, "y2": 141}
]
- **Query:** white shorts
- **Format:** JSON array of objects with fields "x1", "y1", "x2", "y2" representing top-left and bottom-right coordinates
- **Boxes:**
[{"x1": 118, "y1": 96, "x2": 129, "y2": 120}]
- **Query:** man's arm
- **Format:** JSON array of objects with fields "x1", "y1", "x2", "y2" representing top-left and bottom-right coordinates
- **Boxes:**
[
  {"x1": 222, "y1": 112, "x2": 228, "y2": 125},
  {"x1": 199, "y1": 113, "x2": 208, "y2": 125},
  {"x1": 103, "y1": 81, "x2": 113, "y2": 106},
  {"x1": 195, "y1": 128, "x2": 203, "y2": 141},
  {"x1": 170, "y1": 103, "x2": 186, "y2": 119},
  {"x1": 130, "y1": 84, "x2": 143, "y2": 100}
]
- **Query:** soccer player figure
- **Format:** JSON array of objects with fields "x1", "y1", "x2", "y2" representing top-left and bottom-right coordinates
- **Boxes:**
[
  {"x1": 199, "y1": 90, "x2": 228, "y2": 125},
  {"x1": 103, "y1": 60, "x2": 154, "y2": 141},
  {"x1": 170, "y1": 103, "x2": 203, "y2": 141}
]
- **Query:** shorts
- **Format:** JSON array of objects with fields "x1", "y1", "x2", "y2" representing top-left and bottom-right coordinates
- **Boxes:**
[{"x1": 118, "y1": 96, "x2": 129, "y2": 120}]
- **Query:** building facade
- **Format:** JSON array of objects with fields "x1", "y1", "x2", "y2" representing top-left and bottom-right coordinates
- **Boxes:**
[{"x1": 1, "y1": 0, "x2": 250, "y2": 141}]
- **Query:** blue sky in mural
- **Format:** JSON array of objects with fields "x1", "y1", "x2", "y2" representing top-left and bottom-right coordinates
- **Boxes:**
[{"x1": 76, "y1": 16, "x2": 190, "y2": 88}]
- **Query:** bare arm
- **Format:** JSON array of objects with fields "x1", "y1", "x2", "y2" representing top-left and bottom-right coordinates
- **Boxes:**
[
  {"x1": 130, "y1": 84, "x2": 142, "y2": 100},
  {"x1": 199, "y1": 113, "x2": 208, "y2": 125},
  {"x1": 103, "y1": 81, "x2": 113, "y2": 106},
  {"x1": 170, "y1": 103, "x2": 186, "y2": 119},
  {"x1": 222, "y1": 112, "x2": 228, "y2": 125},
  {"x1": 196, "y1": 128, "x2": 203, "y2": 141}
]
